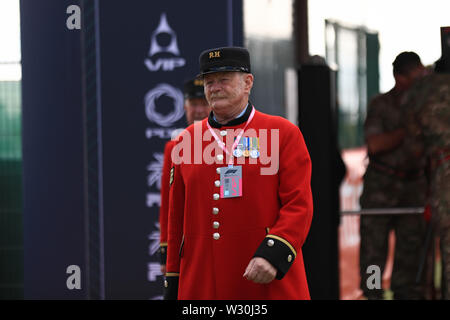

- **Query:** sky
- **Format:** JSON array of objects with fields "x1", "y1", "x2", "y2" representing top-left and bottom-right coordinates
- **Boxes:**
[{"x1": 0, "y1": 0, "x2": 21, "y2": 80}]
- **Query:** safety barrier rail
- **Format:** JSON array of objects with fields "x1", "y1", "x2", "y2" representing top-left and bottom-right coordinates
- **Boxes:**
[{"x1": 341, "y1": 207, "x2": 424, "y2": 215}]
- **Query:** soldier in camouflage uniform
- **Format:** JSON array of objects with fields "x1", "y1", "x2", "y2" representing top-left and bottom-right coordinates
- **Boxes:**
[
  {"x1": 359, "y1": 52, "x2": 427, "y2": 299},
  {"x1": 402, "y1": 53, "x2": 450, "y2": 299}
]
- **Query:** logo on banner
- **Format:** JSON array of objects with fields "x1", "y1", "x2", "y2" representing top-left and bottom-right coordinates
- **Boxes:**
[
  {"x1": 145, "y1": 13, "x2": 186, "y2": 72},
  {"x1": 144, "y1": 83, "x2": 184, "y2": 127}
]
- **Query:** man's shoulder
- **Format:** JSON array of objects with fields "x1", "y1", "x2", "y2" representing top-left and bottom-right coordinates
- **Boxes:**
[
  {"x1": 407, "y1": 73, "x2": 450, "y2": 112},
  {"x1": 408, "y1": 73, "x2": 450, "y2": 95},
  {"x1": 164, "y1": 139, "x2": 176, "y2": 150},
  {"x1": 368, "y1": 90, "x2": 394, "y2": 110},
  {"x1": 254, "y1": 109, "x2": 298, "y2": 131},
  {"x1": 426, "y1": 73, "x2": 450, "y2": 93},
  {"x1": 175, "y1": 120, "x2": 206, "y2": 137},
  {"x1": 170, "y1": 128, "x2": 186, "y2": 141}
]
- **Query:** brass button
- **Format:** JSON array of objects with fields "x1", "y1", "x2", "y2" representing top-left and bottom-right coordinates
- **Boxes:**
[
  {"x1": 214, "y1": 180, "x2": 220, "y2": 187},
  {"x1": 213, "y1": 232, "x2": 220, "y2": 240},
  {"x1": 216, "y1": 154, "x2": 224, "y2": 161},
  {"x1": 212, "y1": 207, "x2": 219, "y2": 215},
  {"x1": 267, "y1": 239, "x2": 274, "y2": 247},
  {"x1": 220, "y1": 130, "x2": 227, "y2": 136},
  {"x1": 213, "y1": 193, "x2": 220, "y2": 200},
  {"x1": 287, "y1": 255, "x2": 293, "y2": 263},
  {"x1": 216, "y1": 167, "x2": 221, "y2": 174},
  {"x1": 213, "y1": 221, "x2": 220, "y2": 229}
]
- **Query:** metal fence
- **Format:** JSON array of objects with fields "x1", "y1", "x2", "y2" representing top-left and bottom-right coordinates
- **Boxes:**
[{"x1": 341, "y1": 207, "x2": 424, "y2": 215}]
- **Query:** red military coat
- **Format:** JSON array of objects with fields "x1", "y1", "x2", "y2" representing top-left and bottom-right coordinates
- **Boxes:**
[
  {"x1": 160, "y1": 128, "x2": 186, "y2": 264},
  {"x1": 159, "y1": 139, "x2": 176, "y2": 263},
  {"x1": 165, "y1": 105, "x2": 313, "y2": 300}
]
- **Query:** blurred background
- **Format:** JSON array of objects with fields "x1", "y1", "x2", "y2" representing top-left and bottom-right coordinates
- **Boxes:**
[{"x1": 0, "y1": 0, "x2": 448, "y2": 299}]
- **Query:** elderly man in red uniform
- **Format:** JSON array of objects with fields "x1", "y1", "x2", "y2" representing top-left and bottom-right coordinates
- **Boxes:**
[
  {"x1": 159, "y1": 78, "x2": 210, "y2": 275},
  {"x1": 164, "y1": 47, "x2": 313, "y2": 300}
]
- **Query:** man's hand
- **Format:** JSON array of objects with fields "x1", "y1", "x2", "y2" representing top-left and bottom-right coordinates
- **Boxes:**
[
  {"x1": 243, "y1": 257, "x2": 277, "y2": 284},
  {"x1": 366, "y1": 128, "x2": 405, "y2": 155},
  {"x1": 161, "y1": 265, "x2": 166, "y2": 275}
]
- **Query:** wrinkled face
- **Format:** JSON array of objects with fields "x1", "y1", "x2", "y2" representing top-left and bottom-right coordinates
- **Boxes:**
[
  {"x1": 184, "y1": 97, "x2": 210, "y2": 125},
  {"x1": 203, "y1": 72, "x2": 253, "y2": 114}
]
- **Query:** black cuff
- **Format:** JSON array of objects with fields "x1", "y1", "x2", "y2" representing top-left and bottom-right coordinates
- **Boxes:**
[
  {"x1": 159, "y1": 245, "x2": 167, "y2": 265},
  {"x1": 163, "y1": 274, "x2": 179, "y2": 300},
  {"x1": 253, "y1": 236, "x2": 296, "y2": 280}
]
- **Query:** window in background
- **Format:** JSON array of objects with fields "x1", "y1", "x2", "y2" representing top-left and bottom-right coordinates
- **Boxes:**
[
  {"x1": 244, "y1": 0, "x2": 295, "y2": 117},
  {"x1": 325, "y1": 20, "x2": 379, "y2": 149}
]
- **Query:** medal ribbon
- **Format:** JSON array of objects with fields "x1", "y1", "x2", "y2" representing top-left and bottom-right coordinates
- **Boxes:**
[{"x1": 207, "y1": 106, "x2": 256, "y2": 166}]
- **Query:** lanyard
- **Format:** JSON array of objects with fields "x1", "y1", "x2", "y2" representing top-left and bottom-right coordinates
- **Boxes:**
[{"x1": 207, "y1": 106, "x2": 256, "y2": 166}]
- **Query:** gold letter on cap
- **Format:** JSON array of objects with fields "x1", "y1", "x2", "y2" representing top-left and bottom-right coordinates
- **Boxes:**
[{"x1": 209, "y1": 51, "x2": 221, "y2": 59}]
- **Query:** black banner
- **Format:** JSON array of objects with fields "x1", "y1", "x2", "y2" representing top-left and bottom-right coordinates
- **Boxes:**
[
  {"x1": 22, "y1": 0, "x2": 242, "y2": 299},
  {"x1": 21, "y1": 0, "x2": 86, "y2": 299},
  {"x1": 98, "y1": 1, "x2": 243, "y2": 299}
]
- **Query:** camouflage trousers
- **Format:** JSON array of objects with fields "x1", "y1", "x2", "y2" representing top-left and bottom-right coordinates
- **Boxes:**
[
  {"x1": 359, "y1": 214, "x2": 426, "y2": 299},
  {"x1": 430, "y1": 161, "x2": 450, "y2": 299},
  {"x1": 359, "y1": 168, "x2": 427, "y2": 299}
]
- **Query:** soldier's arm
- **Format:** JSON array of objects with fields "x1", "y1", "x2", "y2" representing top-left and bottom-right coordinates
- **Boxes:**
[
  {"x1": 366, "y1": 128, "x2": 406, "y2": 155},
  {"x1": 253, "y1": 123, "x2": 313, "y2": 280},
  {"x1": 364, "y1": 96, "x2": 405, "y2": 155},
  {"x1": 164, "y1": 161, "x2": 185, "y2": 300},
  {"x1": 159, "y1": 141, "x2": 175, "y2": 273},
  {"x1": 401, "y1": 87, "x2": 426, "y2": 159}
]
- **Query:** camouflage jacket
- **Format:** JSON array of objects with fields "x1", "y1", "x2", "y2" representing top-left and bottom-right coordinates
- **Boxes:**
[
  {"x1": 402, "y1": 73, "x2": 450, "y2": 225},
  {"x1": 360, "y1": 88, "x2": 427, "y2": 208},
  {"x1": 364, "y1": 88, "x2": 423, "y2": 171},
  {"x1": 403, "y1": 73, "x2": 450, "y2": 163}
]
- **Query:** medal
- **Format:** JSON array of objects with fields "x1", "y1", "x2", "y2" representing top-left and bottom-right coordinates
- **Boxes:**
[
  {"x1": 232, "y1": 137, "x2": 244, "y2": 158},
  {"x1": 233, "y1": 145, "x2": 243, "y2": 158},
  {"x1": 250, "y1": 137, "x2": 260, "y2": 158},
  {"x1": 250, "y1": 149, "x2": 260, "y2": 159},
  {"x1": 243, "y1": 137, "x2": 250, "y2": 157}
]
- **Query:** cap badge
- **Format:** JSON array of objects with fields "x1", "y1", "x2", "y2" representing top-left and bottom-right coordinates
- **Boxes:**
[
  {"x1": 193, "y1": 79, "x2": 203, "y2": 86},
  {"x1": 209, "y1": 51, "x2": 221, "y2": 59}
]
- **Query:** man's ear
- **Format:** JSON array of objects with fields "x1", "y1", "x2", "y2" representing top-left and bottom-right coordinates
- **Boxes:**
[{"x1": 243, "y1": 73, "x2": 254, "y2": 92}]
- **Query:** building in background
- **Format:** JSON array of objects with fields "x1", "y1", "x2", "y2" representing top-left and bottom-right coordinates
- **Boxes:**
[{"x1": 244, "y1": 0, "x2": 296, "y2": 118}]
